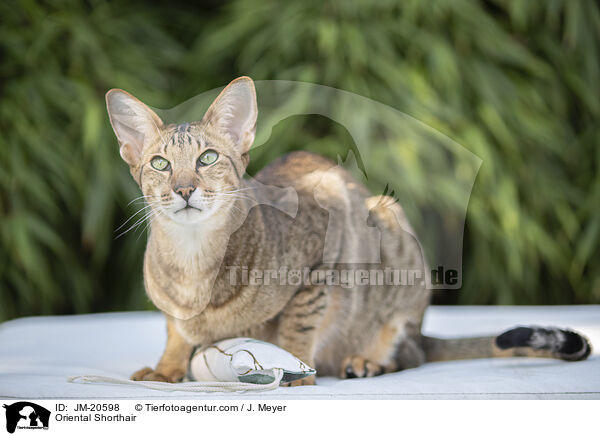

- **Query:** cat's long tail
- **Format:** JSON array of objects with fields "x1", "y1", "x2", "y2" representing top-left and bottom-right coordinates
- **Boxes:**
[{"x1": 422, "y1": 326, "x2": 591, "y2": 362}]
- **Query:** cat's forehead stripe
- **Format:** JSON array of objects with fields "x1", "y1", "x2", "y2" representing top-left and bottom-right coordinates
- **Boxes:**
[
  {"x1": 176, "y1": 123, "x2": 189, "y2": 148},
  {"x1": 163, "y1": 123, "x2": 196, "y2": 153},
  {"x1": 163, "y1": 135, "x2": 174, "y2": 153},
  {"x1": 176, "y1": 122, "x2": 191, "y2": 134}
]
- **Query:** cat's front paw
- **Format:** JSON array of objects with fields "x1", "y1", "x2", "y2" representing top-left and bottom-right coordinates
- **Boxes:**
[
  {"x1": 131, "y1": 367, "x2": 154, "y2": 381},
  {"x1": 283, "y1": 375, "x2": 316, "y2": 387},
  {"x1": 131, "y1": 366, "x2": 185, "y2": 383}
]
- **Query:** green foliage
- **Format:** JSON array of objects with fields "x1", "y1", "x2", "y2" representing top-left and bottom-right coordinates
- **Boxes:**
[
  {"x1": 0, "y1": 0, "x2": 184, "y2": 319},
  {"x1": 182, "y1": 0, "x2": 600, "y2": 305},
  {"x1": 1, "y1": 0, "x2": 598, "y2": 321}
]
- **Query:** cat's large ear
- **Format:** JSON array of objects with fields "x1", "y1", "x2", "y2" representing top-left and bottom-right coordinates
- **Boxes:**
[
  {"x1": 105, "y1": 89, "x2": 164, "y2": 166},
  {"x1": 203, "y1": 76, "x2": 257, "y2": 154}
]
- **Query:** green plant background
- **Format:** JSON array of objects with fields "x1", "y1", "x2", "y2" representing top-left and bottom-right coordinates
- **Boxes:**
[{"x1": 1, "y1": 0, "x2": 599, "y2": 321}]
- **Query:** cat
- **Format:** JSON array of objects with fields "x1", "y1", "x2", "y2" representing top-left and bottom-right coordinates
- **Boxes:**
[{"x1": 106, "y1": 76, "x2": 591, "y2": 386}]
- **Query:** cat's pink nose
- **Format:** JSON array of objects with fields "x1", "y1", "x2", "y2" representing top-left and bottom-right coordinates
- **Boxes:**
[{"x1": 174, "y1": 185, "x2": 196, "y2": 202}]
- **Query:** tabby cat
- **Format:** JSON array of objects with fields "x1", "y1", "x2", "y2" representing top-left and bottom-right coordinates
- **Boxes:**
[{"x1": 106, "y1": 77, "x2": 591, "y2": 385}]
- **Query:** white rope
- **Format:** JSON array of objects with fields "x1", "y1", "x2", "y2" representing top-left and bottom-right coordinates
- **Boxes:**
[{"x1": 67, "y1": 369, "x2": 284, "y2": 393}]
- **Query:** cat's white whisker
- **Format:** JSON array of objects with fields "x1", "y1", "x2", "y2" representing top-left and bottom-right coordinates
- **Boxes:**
[
  {"x1": 126, "y1": 195, "x2": 155, "y2": 207},
  {"x1": 213, "y1": 186, "x2": 256, "y2": 193},
  {"x1": 115, "y1": 203, "x2": 158, "y2": 233},
  {"x1": 115, "y1": 206, "x2": 162, "y2": 239},
  {"x1": 212, "y1": 195, "x2": 252, "y2": 203},
  {"x1": 137, "y1": 208, "x2": 164, "y2": 241}
]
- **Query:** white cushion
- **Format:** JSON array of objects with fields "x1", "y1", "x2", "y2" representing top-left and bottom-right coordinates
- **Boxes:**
[{"x1": 1, "y1": 306, "x2": 599, "y2": 398}]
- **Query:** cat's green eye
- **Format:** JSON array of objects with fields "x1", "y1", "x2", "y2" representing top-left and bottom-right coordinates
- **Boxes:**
[
  {"x1": 151, "y1": 156, "x2": 170, "y2": 171},
  {"x1": 198, "y1": 150, "x2": 219, "y2": 167}
]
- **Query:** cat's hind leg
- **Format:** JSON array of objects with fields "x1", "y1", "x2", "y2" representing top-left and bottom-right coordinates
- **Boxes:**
[
  {"x1": 277, "y1": 285, "x2": 328, "y2": 386},
  {"x1": 341, "y1": 356, "x2": 385, "y2": 378},
  {"x1": 339, "y1": 320, "x2": 425, "y2": 378},
  {"x1": 338, "y1": 322, "x2": 398, "y2": 379}
]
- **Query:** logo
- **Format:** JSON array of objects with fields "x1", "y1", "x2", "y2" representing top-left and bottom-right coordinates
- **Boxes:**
[{"x1": 3, "y1": 402, "x2": 50, "y2": 434}]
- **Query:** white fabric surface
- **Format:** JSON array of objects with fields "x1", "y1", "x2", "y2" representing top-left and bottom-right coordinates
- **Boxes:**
[{"x1": 0, "y1": 306, "x2": 598, "y2": 399}]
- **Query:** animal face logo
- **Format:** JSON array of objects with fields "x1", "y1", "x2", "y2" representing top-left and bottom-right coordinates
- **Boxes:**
[{"x1": 3, "y1": 402, "x2": 50, "y2": 434}]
